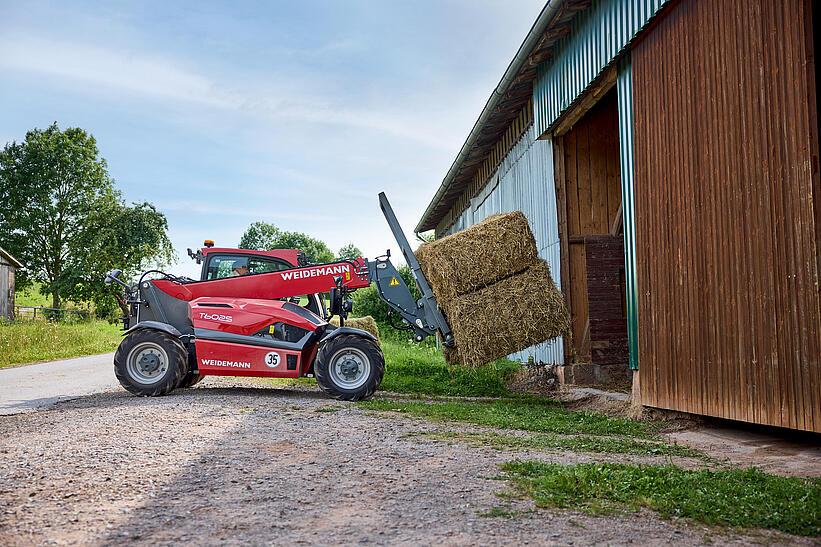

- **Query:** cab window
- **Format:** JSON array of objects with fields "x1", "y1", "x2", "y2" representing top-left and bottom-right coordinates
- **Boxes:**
[{"x1": 205, "y1": 255, "x2": 290, "y2": 280}]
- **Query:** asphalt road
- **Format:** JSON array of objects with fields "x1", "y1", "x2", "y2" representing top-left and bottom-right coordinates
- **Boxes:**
[{"x1": 0, "y1": 353, "x2": 118, "y2": 415}]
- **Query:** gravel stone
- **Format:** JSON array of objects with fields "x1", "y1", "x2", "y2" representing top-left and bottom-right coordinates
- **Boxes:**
[{"x1": 0, "y1": 377, "x2": 812, "y2": 546}]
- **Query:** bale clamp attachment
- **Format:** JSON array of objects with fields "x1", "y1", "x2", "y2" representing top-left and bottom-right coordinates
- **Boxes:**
[{"x1": 370, "y1": 193, "x2": 454, "y2": 346}]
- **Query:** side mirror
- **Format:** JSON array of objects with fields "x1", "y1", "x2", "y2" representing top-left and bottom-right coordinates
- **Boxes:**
[
  {"x1": 105, "y1": 269, "x2": 129, "y2": 290},
  {"x1": 187, "y1": 248, "x2": 203, "y2": 264},
  {"x1": 104, "y1": 269, "x2": 122, "y2": 285}
]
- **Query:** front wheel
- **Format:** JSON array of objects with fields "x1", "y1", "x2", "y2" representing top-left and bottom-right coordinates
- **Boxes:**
[
  {"x1": 114, "y1": 329, "x2": 188, "y2": 396},
  {"x1": 314, "y1": 335, "x2": 384, "y2": 401}
]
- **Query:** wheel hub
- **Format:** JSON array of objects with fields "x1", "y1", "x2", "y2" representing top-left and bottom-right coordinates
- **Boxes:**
[
  {"x1": 139, "y1": 353, "x2": 161, "y2": 374},
  {"x1": 338, "y1": 356, "x2": 361, "y2": 379},
  {"x1": 329, "y1": 347, "x2": 371, "y2": 390},
  {"x1": 126, "y1": 342, "x2": 169, "y2": 385}
]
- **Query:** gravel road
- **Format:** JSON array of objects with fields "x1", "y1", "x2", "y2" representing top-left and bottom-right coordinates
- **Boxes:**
[
  {"x1": 0, "y1": 378, "x2": 813, "y2": 546},
  {"x1": 0, "y1": 353, "x2": 117, "y2": 415}
]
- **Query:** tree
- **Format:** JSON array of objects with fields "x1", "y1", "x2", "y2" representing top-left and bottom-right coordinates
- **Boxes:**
[
  {"x1": 238, "y1": 221, "x2": 281, "y2": 251},
  {"x1": 0, "y1": 123, "x2": 173, "y2": 314},
  {"x1": 238, "y1": 221, "x2": 334, "y2": 263},
  {"x1": 74, "y1": 201, "x2": 174, "y2": 318},
  {"x1": 337, "y1": 243, "x2": 363, "y2": 260}
]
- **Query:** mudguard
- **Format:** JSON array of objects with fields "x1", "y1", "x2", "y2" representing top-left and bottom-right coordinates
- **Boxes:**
[
  {"x1": 123, "y1": 320, "x2": 183, "y2": 339},
  {"x1": 320, "y1": 325, "x2": 378, "y2": 344}
]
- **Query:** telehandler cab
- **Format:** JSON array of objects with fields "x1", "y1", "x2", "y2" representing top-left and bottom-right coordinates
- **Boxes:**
[{"x1": 105, "y1": 193, "x2": 453, "y2": 401}]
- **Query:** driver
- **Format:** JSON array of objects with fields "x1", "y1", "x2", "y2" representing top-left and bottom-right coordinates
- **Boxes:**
[
  {"x1": 231, "y1": 264, "x2": 249, "y2": 277},
  {"x1": 228, "y1": 260, "x2": 249, "y2": 277}
]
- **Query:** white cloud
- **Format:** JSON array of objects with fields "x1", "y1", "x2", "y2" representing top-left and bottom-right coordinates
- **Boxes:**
[
  {"x1": 0, "y1": 34, "x2": 469, "y2": 150},
  {"x1": 0, "y1": 35, "x2": 234, "y2": 108}
]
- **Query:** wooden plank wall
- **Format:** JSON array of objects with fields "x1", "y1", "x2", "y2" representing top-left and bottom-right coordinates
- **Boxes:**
[
  {"x1": 556, "y1": 89, "x2": 623, "y2": 360},
  {"x1": 0, "y1": 263, "x2": 10, "y2": 320},
  {"x1": 632, "y1": 0, "x2": 821, "y2": 432},
  {"x1": 585, "y1": 236, "x2": 629, "y2": 365}
]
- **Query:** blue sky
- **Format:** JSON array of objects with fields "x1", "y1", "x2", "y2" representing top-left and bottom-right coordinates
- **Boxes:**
[{"x1": 1, "y1": 0, "x2": 544, "y2": 277}]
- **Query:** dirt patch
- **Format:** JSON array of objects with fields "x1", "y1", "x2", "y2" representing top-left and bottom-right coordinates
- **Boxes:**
[
  {"x1": 0, "y1": 378, "x2": 814, "y2": 546},
  {"x1": 506, "y1": 364, "x2": 558, "y2": 396},
  {"x1": 667, "y1": 426, "x2": 821, "y2": 478}
]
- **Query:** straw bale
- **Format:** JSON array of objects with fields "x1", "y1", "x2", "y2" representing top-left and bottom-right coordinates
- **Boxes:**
[
  {"x1": 329, "y1": 315, "x2": 380, "y2": 342},
  {"x1": 415, "y1": 211, "x2": 537, "y2": 299},
  {"x1": 441, "y1": 260, "x2": 568, "y2": 367}
]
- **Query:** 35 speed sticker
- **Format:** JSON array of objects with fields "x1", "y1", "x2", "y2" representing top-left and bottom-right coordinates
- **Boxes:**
[{"x1": 264, "y1": 352, "x2": 281, "y2": 368}]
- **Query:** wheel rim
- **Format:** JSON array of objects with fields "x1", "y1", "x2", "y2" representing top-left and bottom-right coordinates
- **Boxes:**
[
  {"x1": 126, "y1": 342, "x2": 169, "y2": 385},
  {"x1": 328, "y1": 347, "x2": 371, "y2": 390}
]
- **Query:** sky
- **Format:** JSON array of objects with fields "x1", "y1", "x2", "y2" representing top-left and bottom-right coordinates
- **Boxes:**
[{"x1": 1, "y1": 0, "x2": 545, "y2": 278}]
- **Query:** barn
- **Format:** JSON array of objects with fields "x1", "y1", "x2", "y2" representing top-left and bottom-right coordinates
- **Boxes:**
[
  {"x1": 416, "y1": 0, "x2": 821, "y2": 433},
  {"x1": 0, "y1": 246, "x2": 22, "y2": 320}
]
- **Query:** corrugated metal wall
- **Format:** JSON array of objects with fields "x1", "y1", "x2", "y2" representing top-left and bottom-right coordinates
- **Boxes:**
[
  {"x1": 533, "y1": 0, "x2": 669, "y2": 137},
  {"x1": 632, "y1": 0, "x2": 821, "y2": 432},
  {"x1": 448, "y1": 124, "x2": 564, "y2": 365},
  {"x1": 616, "y1": 55, "x2": 638, "y2": 370}
]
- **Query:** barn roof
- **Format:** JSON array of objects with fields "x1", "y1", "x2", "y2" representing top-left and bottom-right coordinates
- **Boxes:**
[
  {"x1": 415, "y1": 0, "x2": 591, "y2": 233},
  {"x1": 0, "y1": 246, "x2": 22, "y2": 268}
]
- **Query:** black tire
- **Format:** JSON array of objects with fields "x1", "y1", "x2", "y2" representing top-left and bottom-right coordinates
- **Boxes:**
[
  {"x1": 178, "y1": 370, "x2": 203, "y2": 388},
  {"x1": 114, "y1": 329, "x2": 188, "y2": 396},
  {"x1": 177, "y1": 353, "x2": 203, "y2": 388},
  {"x1": 314, "y1": 334, "x2": 384, "y2": 401}
]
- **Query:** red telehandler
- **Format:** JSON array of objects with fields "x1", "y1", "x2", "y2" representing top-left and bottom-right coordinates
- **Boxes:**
[{"x1": 105, "y1": 193, "x2": 454, "y2": 401}]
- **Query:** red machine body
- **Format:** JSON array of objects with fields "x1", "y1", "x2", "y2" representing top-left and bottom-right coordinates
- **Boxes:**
[
  {"x1": 199, "y1": 247, "x2": 302, "y2": 265},
  {"x1": 144, "y1": 258, "x2": 371, "y2": 380},
  {"x1": 191, "y1": 297, "x2": 321, "y2": 378},
  {"x1": 152, "y1": 257, "x2": 370, "y2": 302}
]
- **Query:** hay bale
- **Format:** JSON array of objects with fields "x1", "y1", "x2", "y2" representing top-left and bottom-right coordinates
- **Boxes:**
[
  {"x1": 441, "y1": 260, "x2": 569, "y2": 367},
  {"x1": 415, "y1": 211, "x2": 537, "y2": 299},
  {"x1": 329, "y1": 315, "x2": 380, "y2": 342}
]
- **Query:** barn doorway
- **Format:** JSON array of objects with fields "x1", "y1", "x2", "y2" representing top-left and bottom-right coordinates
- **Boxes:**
[{"x1": 554, "y1": 87, "x2": 629, "y2": 385}]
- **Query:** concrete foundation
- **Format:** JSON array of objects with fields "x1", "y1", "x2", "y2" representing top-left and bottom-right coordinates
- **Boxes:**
[{"x1": 555, "y1": 362, "x2": 631, "y2": 388}]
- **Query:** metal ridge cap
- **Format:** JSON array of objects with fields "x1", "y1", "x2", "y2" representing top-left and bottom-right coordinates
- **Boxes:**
[{"x1": 414, "y1": 0, "x2": 566, "y2": 234}]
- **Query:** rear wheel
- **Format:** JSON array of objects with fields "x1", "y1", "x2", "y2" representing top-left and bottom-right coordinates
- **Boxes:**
[
  {"x1": 114, "y1": 329, "x2": 188, "y2": 396},
  {"x1": 177, "y1": 354, "x2": 203, "y2": 388},
  {"x1": 178, "y1": 370, "x2": 203, "y2": 388},
  {"x1": 314, "y1": 334, "x2": 384, "y2": 401}
]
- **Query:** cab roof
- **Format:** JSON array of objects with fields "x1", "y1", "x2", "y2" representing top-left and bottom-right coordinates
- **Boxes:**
[{"x1": 200, "y1": 247, "x2": 302, "y2": 266}]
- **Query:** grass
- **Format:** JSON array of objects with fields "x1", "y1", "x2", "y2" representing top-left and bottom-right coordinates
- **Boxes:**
[
  {"x1": 0, "y1": 320, "x2": 122, "y2": 368},
  {"x1": 360, "y1": 397, "x2": 656, "y2": 437},
  {"x1": 418, "y1": 431, "x2": 706, "y2": 458},
  {"x1": 378, "y1": 338, "x2": 519, "y2": 397},
  {"x1": 14, "y1": 282, "x2": 51, "y2": 308},
  {"x1": 14, "y1": 282, "x2": 86, "y2": 310},
  {"x1": 500, "y1": 461, "x2": 821, "y2": 536},
  {"x1": 263, "y1": 334, "x2": 520, "y2": 398}
]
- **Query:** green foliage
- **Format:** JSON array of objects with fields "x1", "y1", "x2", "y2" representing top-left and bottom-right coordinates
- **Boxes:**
[
  {"x1": 15, "y1": 282, "x2": 51, "y2": 308},
  {"x1": 360, "y1": 397, "x2": 655, "y2": 437},
  {"x1": 0, "y1": 320, "x2": 122, "y2": 368},
  {"x1": 352, "y1": 265, "x2": 420, "y2": 323},
  {"x1": 238, "y1": 221, "x2": 281, "y2": 251},
  {"x1": 276, "y1": 231, "x2": 334, "y2": 263},
  {"x1": 0, "y1": 124, "x2": 172, "y2": 315},
  {"x1": 74, "y1": 201, "x2": 174, "y2": 320},
  {"x1": 337, "y1": 243, "x2": 363, "y2": 260},
  {"x1": 418, "y1": 431, "x2": 705, "y2": 458},
  {"x1": 500, "y1": 461, "x2": 821, "y2": 536},
  {"x1": 238, "y1": 221, "x2": 334, "y2": 263}
]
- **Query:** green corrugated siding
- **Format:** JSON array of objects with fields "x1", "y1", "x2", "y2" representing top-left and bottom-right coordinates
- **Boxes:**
[
  {"x1": 533, "y1": 0, "x2": 669, "y2": 137},
  {"x1": 617, "y1": 55, "x2": 639, "y2": 371}
]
